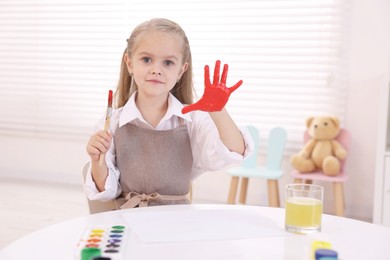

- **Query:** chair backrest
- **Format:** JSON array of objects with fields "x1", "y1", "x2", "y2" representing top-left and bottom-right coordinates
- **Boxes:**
[
  {"x1": 81, "y1": 161, "x2": 116, "y2": 214},
  {"x1": 303, "y1": 128, "x2": 351, "y2": 170},
  {"x1": 242, "y1": 125, "x2": 260, "y2": 168},
  {"x1": 266, "y1": 127, "x2": 288, "y2": 170}
]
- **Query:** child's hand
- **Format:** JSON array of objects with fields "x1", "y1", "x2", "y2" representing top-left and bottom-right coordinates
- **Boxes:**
[
  {"x1": 182, "y1": 60, "x2": 243, "y2": 114},
  {"x1": 86, "y1": 130, "x2": 112, "y2": 162}
]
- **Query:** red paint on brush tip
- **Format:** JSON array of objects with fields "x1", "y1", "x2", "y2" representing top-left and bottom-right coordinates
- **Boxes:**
[{"x1": 108, "y1": 90, "x2": 113, "y2": 107}]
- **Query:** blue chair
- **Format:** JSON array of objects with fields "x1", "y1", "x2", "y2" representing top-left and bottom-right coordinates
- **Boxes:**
[{"x1": 227, "y1": 126, "x2": 287, "y2": 207}]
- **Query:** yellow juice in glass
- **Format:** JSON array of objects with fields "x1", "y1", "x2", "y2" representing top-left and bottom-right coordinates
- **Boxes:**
[{"x1": 285, "y1": 197, "x2": 323, "y2": 233}]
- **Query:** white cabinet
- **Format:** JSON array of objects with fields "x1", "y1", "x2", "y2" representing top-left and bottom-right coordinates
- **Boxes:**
[{"x1": 374, "y1": 81, "x2": 390, "y2": 227}]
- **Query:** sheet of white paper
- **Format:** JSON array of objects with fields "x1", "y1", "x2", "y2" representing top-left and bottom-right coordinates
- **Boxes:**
[{"x1": 123, "y1": 208, "x2": 285, "y2": 243}]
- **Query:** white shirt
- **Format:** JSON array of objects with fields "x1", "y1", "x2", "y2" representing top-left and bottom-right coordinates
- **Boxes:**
[{"x1": 85, "y1": 92, "x2": 254, "y2": 201}]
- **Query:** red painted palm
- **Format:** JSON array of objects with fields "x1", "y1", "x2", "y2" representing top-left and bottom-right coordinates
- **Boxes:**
[{"x1": 182, "y1": 60, "x2": 243, "y2": 114}]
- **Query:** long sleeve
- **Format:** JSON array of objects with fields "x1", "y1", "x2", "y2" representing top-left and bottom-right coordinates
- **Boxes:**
[{"x1": 188, "y1": 111, "x2": 254, "y2": 179}]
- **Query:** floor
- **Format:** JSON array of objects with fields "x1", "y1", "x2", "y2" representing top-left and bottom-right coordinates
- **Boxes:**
[
  {"x1": 0, "y1": 178, "x2": 90, "y2": 249},
  {"x1": 0, "y1": 178, "x2": 214, "y2": 250}
]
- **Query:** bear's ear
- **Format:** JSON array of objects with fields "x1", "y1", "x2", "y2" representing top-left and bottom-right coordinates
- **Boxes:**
[
  {"x1": 306, "y1": 117, "x2": 314, "y2": 129},
  {"x1": 329, "y1": 116, "x2": 340, "y2": 128}
]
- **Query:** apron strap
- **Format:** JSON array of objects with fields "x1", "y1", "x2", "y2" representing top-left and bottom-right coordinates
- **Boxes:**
[
  {"x1": 120, "y1": 192, "x2": 188, "y2": 209},
  {"x1": 178, "y1": 116, "x2": 185, "y2": 126}
]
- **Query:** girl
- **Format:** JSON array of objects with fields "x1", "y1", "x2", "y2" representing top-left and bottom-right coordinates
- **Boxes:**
[{"x1": 85, "y1": 18, "x2": 253, "y2": 209}]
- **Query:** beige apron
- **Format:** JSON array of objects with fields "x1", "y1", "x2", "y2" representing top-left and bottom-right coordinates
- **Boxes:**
[{"x1": 113, "y1": 122, "x2": 193, "y2": 209}]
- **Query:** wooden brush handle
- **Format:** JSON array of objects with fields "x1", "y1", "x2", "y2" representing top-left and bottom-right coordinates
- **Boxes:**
[{"x1": 98, "y1": 118, "x2": 110, "y2": 166}]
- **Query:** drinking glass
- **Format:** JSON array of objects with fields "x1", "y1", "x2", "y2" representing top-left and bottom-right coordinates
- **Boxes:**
[{"x1": 285, "y1": 183, "x2": 324, "y2": 234}]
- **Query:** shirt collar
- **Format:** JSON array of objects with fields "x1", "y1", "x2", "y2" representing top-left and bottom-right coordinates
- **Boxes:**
[{"x1": 119, "y1": 92, "x2": 192, "y2": 127}]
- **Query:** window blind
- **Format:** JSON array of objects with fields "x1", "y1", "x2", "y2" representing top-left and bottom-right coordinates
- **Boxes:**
[
  {"x1": 0, "y1": 0, "x2": 128, "y2": 139},
  {"x1": 0, "y1": 0, "x2": 349, "y2": 153}
]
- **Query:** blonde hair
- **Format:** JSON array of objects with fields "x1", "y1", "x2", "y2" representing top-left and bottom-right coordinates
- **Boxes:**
[{"x1": 115, "y1": 18, "x2": 194, "y2": 108}]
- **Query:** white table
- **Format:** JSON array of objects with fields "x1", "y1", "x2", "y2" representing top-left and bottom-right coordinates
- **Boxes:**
[{"x1": 1, "y1": 204, "x2": 389, "y2": 260}]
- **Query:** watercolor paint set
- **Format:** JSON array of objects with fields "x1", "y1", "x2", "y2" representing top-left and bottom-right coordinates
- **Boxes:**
[{"x1": 76, "y1": 225, "x2": 128, "y2": 260}]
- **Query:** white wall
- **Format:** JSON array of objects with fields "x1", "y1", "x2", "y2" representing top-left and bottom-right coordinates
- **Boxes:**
[
  {"x1": 0, "y1": 0, "x2": 389, "y2": 222},
  {"x1": 0, "y1": 135, "x2": 89, "y2": 184}
]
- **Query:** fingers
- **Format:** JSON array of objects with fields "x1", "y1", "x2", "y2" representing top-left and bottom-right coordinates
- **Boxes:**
[
  {"x1": 208, "y1": 60, "x2": 228, "y2": 85},
  {"x1": 86, "y1": 131, "x2": 112, "y2": 161},
  {"x1": 205, "y1": 60, "x2": 241, "y2": 92},
  {"x1": 221, "y1": 64, "x2": 228, "y2": 85},
  {"x1": 204, "y1": 65, "x2": 211, "y2": 87},
  {"x1": 213, "y1": 60, "x2": 221, "y2": 85},
  {"x1": 228, "y1": 80, "x2": 243, "y2": 94}
]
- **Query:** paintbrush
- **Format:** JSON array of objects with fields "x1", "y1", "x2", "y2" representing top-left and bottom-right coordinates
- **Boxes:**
[{"x1": 99, "y1": 89, "x2": 113, "y2": 166}]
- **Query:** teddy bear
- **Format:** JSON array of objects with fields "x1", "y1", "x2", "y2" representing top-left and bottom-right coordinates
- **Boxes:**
[{"x1": 290, "y1": 116, "x2": 347, "y2": 176}]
